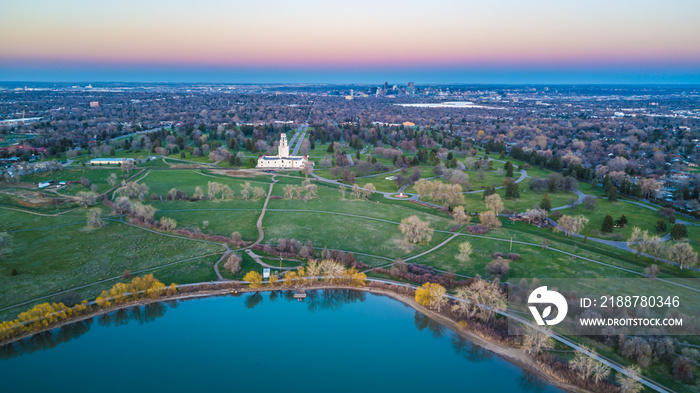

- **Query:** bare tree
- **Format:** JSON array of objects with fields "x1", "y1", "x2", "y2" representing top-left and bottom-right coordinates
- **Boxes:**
[
  {"x1": 107, "y1": 173, "x2": 118, "y2": 187},
  {"x1": 76, "y1": 191, "x2": 99, "y2": 208},
  {"x1": 668, "y1": 242, "x2": 698, "y2": 269},
  {"x1": 0, "y1": 232, "x2": 13, "y2": 256},
  {"x1": 522, "y1": 326, "x2": 554, "y2": 355},
  {"x1": 455, "y1": 241, "x2": 473, "y2": 262},
  {"x1": 452, "y1": 277, "x2": 505, "y2": 320},
  {"x1": 399, "y1": 216, "x2": 433, "y2": 244},
  {"x1": 478, "y1": 210, "x2": 502, "y2": 229},
  {"x1": 583, "y1": 195, "x2": 597, "y2": 211},
  {"x1": 556, "y1": 215, "x2": 589, "y2": 237},
  {"x1": 121, "y1": 159, "x2": 135, "y2": 173},
  {"x1": 617, "y1": 366, "x2": 643, "y2": 393},
  {"x1": 86, "y1": 208, "x2": 105, "y2": 228},
  {"x1": 159, "y1": 217, "x2": 177, "y2": 230},
  {"x1": 485, "y1": 194, "x2": 504, "y2": 215},
  {"x1": 361, "y1": 183, "x2": 376, "y2": 199},
  {"x1": 223, "y1": 253, "x2": 242, "y2": 274},
  {"x1": 452, "y1": 205, "x2": 471, "y2": 226}
]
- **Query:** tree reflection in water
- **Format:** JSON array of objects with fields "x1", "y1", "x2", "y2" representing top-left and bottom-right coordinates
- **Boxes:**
[
  {"x1": 269, "y1": 290, "x2": 280, "y2": 302},
  {"x1": 0, "y1": 319, "x2": 93, "y2": 360},
  {"x1": 0, "y1": 303, "x2": 172, "y2": 360},
  {"x1": 451, "y1": 335, "x2": 493, "y2": 363},
  {"x1": 305, "y1": 289, "x2": 366, "y2": 313},
  {"x1": 519, "y1": 369, "x2": 548, "y2": 392},
  {"x1": 413, "y1": 312, "x2": 445, "y2": 338},
  {"x1": 244, "y1": 292, "x2": 264, "y2": 309}
]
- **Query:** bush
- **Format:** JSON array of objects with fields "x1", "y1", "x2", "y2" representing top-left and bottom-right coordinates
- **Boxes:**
[
  {"x1": 507, "y1": 253, "x2": 520, "y2": 261},
  {"x1": 486, "y1": 257, "x2": 510, "y2": 277},
  {"x1": 465, "y1": 225, "x2": 489, "y2": 235},
  {"x1": 673, "y1": 359, "x2": 694, "y2": 381},
  {"x1": 655, "y1": 219, "x2": 667, "y2": 233},
  {"x1": 670, "y1": 223, "x2": 688, "y2": 240},
  {"x1": 223, "y1": 253, "x2": 242, "y2": 274},
  {"x1": 493, "y1": 252, "x2": 503, "y2": 258},
  {"x1": 11, "y1": 268, "x2": 18, "y2": 276}
]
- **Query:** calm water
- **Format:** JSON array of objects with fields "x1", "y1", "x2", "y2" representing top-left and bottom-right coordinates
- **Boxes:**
[{"x1": 0, "y1": 290, "x2": 561, "y2": 393}]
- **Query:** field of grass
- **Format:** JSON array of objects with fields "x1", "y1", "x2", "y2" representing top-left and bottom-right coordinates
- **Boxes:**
[
  {"x1": 0, "y1": 218, "x2": 223, "y2": 310},
  {"x1": 570, "y1": 200, "x2": 667, "y2": 239},
  {"x1": 141, "y1": 169, "x2": 270, "y2": 197},
  {"x1": 262, "y1": 210, "x2": 450, "y2": 261},
  {"x1": 154, "y1": 208, "x2": 260, "y2": 241},
  {"x1": 20, "y1": 167, "x2": 125, "y2": 195},
  {"x1": 410, "y1": 234, "x2": 640, "y2": 280}
]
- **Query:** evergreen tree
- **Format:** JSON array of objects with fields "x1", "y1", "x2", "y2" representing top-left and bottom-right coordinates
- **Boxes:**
[
  {"x1": 327, "y1": 143, "x2": 334, "y2": 153},
  {"x1": 505, "y1": 161, "x2": 514, "y2": 177},
  {"x1": 505, "y1": 182, "x2": 520, "y2": 199},
  {"x1": 655, "y1": 219, "x2": 667, "y2": 233},
  {"x1": 670, "y1": 223, "x2": 688, "y2": 240},
  {"x1": 617, "y1": 215, "x2": 628, "y2": 227},
  {"x1": 607, "y1": 186, "x2": 619, "y2": 201},
  {"x1": 539, "y1": 193, "x2": 552, "y2": 211},
  {"x1": 601, "y1": 215, "x2": 614, "y2": 233},
  {"x1": 482, "y1": 186, "x2": 496, "y2": 201}
]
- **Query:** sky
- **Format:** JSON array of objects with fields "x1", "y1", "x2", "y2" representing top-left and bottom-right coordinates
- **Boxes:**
[{"x1": 1, "y1": 0, "x2": 699, "y2": 84}]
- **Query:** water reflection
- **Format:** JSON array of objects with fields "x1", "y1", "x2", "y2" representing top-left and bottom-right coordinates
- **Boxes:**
[
  {"x1": 519, "y1": 369, "x2": 549, "y2": 392},
  {"x1": 0, "y1": 319, "x2": 93, "y2": 360},
  {"x1": 414, "y1": 312, "x2": 445, "y2": 338},
  {"x1": 245, "y1": 292, "x2": 264, "y2": 309},
  {"x1": 451, "y1": 335, "x2": 493, "y2": 363},
  {"x1": 305, "y1": 289, "x2": 366, "y2": 313},
  {"x1": 0, "y1": 303, "x2": 170, "y2": 360}
]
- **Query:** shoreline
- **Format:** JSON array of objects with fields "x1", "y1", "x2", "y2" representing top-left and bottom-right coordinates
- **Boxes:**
[{"x1": 1, "y1": 282, "x2": 589, "y2": 393}]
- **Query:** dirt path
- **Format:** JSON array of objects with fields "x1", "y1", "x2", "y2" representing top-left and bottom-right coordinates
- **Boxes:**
[
  {"x1": 253, "y1": 175, "x2": 277, "y2": 246},
  {"x1": 404, "y1": 233, "x2": 458, "y2": 262},
  {"x1": 0, "y1": 205, "x2": 78, "y2": 217}
]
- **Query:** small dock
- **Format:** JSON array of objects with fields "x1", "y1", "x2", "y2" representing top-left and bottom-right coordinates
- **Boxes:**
[{"x1": 293, "y1": 291, "x2": 307, "y2": 299}]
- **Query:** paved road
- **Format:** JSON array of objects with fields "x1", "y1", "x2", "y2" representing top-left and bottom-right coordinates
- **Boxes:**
[
  {"x1": 289, "y1": 124, "x2": 308, "y2": 156},
  {"x1": 112, "y1": 125, "x2": 172, "y2": 141}
]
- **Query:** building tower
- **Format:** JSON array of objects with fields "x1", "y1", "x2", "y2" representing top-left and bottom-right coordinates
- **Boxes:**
[{"x1": 278, "y1": 133, "x2": 290, "y2": 157}]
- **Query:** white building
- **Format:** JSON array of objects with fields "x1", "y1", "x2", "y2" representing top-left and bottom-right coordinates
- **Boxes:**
[
  {"x1": 256, "y1": 133, "x2": 309, "y2": 169},
  {"x1": 88, "y1": 157, "x2": 136, "y2": 165}
]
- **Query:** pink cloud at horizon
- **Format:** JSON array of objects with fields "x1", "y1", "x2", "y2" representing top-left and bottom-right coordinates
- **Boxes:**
[{"x1": 2, "y1": 0, "x2": 699, "y2": 71}]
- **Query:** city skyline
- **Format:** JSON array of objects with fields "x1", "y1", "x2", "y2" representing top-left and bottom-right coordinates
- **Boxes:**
[{"x1": 2, "y1": 0, "x2": 700, "y2": 83}]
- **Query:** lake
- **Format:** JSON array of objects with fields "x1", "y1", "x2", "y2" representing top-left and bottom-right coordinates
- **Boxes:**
[{"x1": 0, "y1": 290, "x2": 561, "y2": 392}]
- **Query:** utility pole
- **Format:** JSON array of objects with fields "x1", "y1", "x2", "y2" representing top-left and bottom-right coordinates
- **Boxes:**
[{"x1": 510, "y1": 237, "x2": 513, "y2": 251}]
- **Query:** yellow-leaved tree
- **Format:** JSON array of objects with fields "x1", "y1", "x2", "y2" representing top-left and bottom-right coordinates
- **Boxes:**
[
  {"x1": 415, "y1": 282, "x2": 447, "y2": 311},
  {"x1": 243, "y1": 271, "x2": 263, "y2": 289}
]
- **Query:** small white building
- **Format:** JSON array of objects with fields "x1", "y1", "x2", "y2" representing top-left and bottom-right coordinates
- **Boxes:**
[
  {"x1": 88, "y1": 157, "x2": 135, "y2": 165},
  {"x1": 256, "y1": 133, "x2": 310, "y2": 169}
]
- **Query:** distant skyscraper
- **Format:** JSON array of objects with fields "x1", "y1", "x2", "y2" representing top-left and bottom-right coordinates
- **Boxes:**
[
  {"x1": 407, "y1": 82, "x2": 416, "y2": 94},
  {"x1": 384, "y1": 82, "x2": 389, "y2": 91}
]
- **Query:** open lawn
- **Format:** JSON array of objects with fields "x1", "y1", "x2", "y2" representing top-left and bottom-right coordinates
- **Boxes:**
[
  {"x1": 20, "y1": 167, "x2": 125, "y2": 195},
  {"x1": 410, "y1": 234, "x2": 640, "y2": 280},
  {"x1": 569, "y1": 200, "x2": 667, "y2": 240},
  {"x1": 140, "y1": 169, "x2": 270, "y2": 197},
  {"x1": 262, "y1": 210, "x2": 451, "y2": 261},
  {"x1": 0, "y1": 218, "x2": 223, "y2": 310}
]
